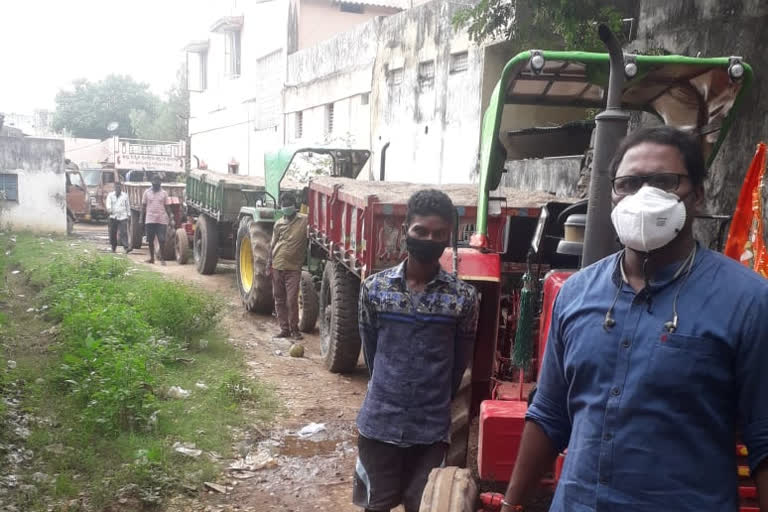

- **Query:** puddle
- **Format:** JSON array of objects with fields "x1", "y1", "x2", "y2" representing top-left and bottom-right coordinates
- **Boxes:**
[{"x1": 279, "y1": 436, "x2": 338, "y2": 457}]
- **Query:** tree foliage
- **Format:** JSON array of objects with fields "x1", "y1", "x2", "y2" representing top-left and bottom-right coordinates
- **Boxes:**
[
  {"x1": 52, "y1": 75, "x2": 156, "y2": 139},
  {"x1": 130, "y1": 66, "x2": 190, "y2": 142},
  {"x1": 453, "y1": 0, "x2": 627, "y2": 51},
  {"x1": 53, "y1": 70, "x2": 189, "y2": 142}
]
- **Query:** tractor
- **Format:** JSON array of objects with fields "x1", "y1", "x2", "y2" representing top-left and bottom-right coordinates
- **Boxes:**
[{"x1": 417, "y1": 26, "x2": 753, "y2": 511}]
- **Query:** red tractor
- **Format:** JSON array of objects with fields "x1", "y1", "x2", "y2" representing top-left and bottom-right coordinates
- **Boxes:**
[{"x1": 418, "y1": 26, "x2": 754, "y2": 511}]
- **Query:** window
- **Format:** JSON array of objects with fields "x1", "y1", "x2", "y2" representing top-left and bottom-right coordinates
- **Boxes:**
[
  {"x1": 224, "y1": 30, "x2": 241, "y2": 77},
  {"x1": 340, "y1": 2, "x2": 364, "y2": 13},
  {"x1": 325, "y1": 104, "x2": 334, "y2": 135},
  {"x1": 450, "y1": 52, "x2": 469, "y2": 74},
  {"x1": 295, "y1": 111, "x2": 303, "y2": 139},
  {"x1": 0, "y1": 174, "x2": 18, "y2": 201},
  {"x1": 418, "y1": 60, "x2": 435, "y2": 87},
  {"x1": 388, "y1": 67, "x2": 404, "y2": 86},
  {"x1": 360, "y1": 93, "x2": 370, "y2": 105}
]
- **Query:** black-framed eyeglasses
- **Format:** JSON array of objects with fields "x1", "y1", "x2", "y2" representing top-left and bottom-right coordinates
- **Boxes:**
[{"x1": 611, "y1": 173, "x2": 688, "y2": 196}]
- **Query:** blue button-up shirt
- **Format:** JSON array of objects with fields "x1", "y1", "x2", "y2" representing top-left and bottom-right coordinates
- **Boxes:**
[
  {"x1": 356, "y1": 260, "x2": 479, "y2": 445},
  {"x1": 529, "y1": 246, "x2": 768, "y2": 511}
]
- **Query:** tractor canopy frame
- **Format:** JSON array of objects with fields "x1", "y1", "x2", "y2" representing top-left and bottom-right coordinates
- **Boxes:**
[
  {"x1": 263, "y1": 146, "x2": 371, "y2": 208},
  {"x1": 473, "y1": 48, "x2": 753, "y2": 252}
]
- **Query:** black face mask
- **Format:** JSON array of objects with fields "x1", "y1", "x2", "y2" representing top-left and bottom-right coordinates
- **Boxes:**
[{"x1": 406, "y1": 236, "x2": 447, "y2": 264}]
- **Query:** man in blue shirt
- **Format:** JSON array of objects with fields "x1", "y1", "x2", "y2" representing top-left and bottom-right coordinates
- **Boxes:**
[
  {"x1": 353, "y1": 189, "x2": 479, "y2": 512},
  {"x1": 502, "y1": 126, "x2": 768, "y2": 511}
]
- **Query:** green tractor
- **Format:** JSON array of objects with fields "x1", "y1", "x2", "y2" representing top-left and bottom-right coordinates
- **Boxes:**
[{"x1": 233, "y1": 147, "x2": 371, "y2": 332}]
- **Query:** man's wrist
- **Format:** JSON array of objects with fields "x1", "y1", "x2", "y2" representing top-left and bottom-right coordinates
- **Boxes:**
[{"x1": 501, "y1": 501, "x2": 524, "y2": 512}]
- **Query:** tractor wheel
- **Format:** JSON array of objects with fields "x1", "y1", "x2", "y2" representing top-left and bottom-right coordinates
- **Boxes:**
[
  {"x1": 175, "y1": 228, "x2": 191, "y2": 264},
  {"x1": 319, "y1": 261, "x2": 361, "y2": 373},
  {"x1": 66, "y1": 212, "x2": 74, "y2": 235},
  {"x1": 298, "y1": 271, "x2": 319, "y2": 333},
  {"x1": 235, "y1": 218, "x2": 273, "y2": 314},
  {"x1": 446, "y1": 369, "x2": 472, "y2": 467},
  {"x1": 419, "y1": 467, "x2": 477, "y2": 512},
  {"x1": 156, "y1": 225, "x2": 175, "y2": 261},
  {"x1": 194, "y1": 215, "x2": 218, "y2": 275},
  {"x1": 128, "y1": 210, "x2": 143, "y2": 249}
]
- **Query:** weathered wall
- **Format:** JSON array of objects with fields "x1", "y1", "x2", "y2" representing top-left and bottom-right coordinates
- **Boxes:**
[
  {"x1": 635, "y1": 0, "x2": 768, "y2": 247},
  {"x1": 370, "y1": 1, "x2": 484, "y2": 184},
  {"x1": 502, "y1": 156, "x2": 582, "y2": 198},
  {"x1": 296, "y1": 0, "x2": 398, "y2": 51},
  {"x1": 0, "y1": 137, "x2": 67, "y2": 233}
]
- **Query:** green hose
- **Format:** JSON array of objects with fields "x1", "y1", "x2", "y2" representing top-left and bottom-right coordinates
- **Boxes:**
[{"x1": 512, "y1": 272, "x2": 534, "y2": 369}]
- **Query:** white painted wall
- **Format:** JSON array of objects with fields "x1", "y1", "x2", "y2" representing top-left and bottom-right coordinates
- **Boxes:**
[
  {"x1": 0, "y1": 137, "x2": 67, "y2": 233},
  {"x1": 188, "y1": 0, "x2": 288, "y2": 176}
]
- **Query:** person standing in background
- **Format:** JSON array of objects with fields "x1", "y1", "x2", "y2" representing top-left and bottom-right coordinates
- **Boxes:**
[{"x1": 106, "y1": 181, "x2": 131, "y2": 254}]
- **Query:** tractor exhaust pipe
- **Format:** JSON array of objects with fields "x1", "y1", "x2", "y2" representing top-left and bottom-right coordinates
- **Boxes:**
[
  {"x1": 379, "y1": 142, "x2": 390, "y2": 181},
  {"x1": 580, "y1": 24, "x2": 629, "y2": 267}
]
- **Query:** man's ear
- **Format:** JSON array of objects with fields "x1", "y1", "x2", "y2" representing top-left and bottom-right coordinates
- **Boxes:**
[{"x1": 692, "y1": 184, "x2": 706, "y2": 212}]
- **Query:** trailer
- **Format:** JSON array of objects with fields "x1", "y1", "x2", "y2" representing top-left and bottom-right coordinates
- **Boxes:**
[
  {"x1": 306, "y1": 176, "x2": 576, "y2": 374},
  {"x1": 123, "y1": 177, "x2": 186, "y2": 260}
]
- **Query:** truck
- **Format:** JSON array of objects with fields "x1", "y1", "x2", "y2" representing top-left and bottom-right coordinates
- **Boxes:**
[
  {"x1": 122, "y1": 171, "x2": 187, "y2": 258},
  {"x1": 64, "y1": 159, "x2": 89, "y2": 234},
  {"x1": 72, "y1": 137, "x2": 186, "y2": 221},
  {"x1": 414, "y1": 27, "x2": 754, "y2": 512}
]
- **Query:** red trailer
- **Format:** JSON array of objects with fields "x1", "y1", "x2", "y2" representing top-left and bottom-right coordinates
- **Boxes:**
[{"x1": 306, "y1": 176, "x2": 578, "y2": 468}]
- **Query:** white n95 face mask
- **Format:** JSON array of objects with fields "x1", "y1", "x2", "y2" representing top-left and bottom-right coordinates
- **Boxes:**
[{"x1": 610, "y1": 186, "x2": 687, "y2": 252}]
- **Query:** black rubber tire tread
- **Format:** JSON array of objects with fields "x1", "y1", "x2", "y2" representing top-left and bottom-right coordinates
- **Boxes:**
[
  {"x1": 446, "y1": 369, "x2": 472, "y2": 467},
  {"x1": 419, "y1": 467, "x2": 477, "y2": 512},
  {"x1": 319, "y1": 261, "x2": 361, "y2": 373},
  {"x1": 194, "y1": 215, "x2": 218, "y2": 275},
  {"x1": 161, "y1": 225, "x2": 176, "y2": 261},
  {"x1": 298, "y1": 270, "x2": 319, "y2": 333},
  {"x1": 129, "y1": 210, "x2": 142, "y2": 249},
  {"x1": 235, "y1": 218, "x2": 273, "y2": 314},
  {"x1": 66, "y1": 213, "x2": 74, "y2": 235},
  {"x1": 175, "y1": 228, "x2": 191, "y2": 264}
]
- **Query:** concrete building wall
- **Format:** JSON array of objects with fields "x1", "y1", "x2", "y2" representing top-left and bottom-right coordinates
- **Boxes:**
[
  {"x1": 502, "y1": 157, "x2": 582, "y2": 198},
  {"x1": 634, "y1": 0, "x2": 768, "y2": 247},
  {"x1": 0, "y1": 137, "x2": 67, "y2": 233},
  {"x1": 188, "y1": 0, "x2": 288, "y2": 177},
  {"x1": 370, "y1": 1, "x2": 484, "y2": 184},
  {"x1": 296, "y1": 0, "x2": 398, "y2": 51}
]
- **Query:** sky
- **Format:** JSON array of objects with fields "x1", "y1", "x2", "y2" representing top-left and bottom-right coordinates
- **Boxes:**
[{"x1": 0, "y1": 0, "x2": 228, "y2": 113}]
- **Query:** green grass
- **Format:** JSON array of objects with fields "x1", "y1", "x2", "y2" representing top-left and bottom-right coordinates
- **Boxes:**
[{"x1": 0, "y1": 232, "x2": 278, "y2": 511}]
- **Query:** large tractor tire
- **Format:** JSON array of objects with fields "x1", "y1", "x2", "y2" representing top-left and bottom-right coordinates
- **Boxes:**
[
  {"x1": 419, "y1": 467, "x2": 477, "y2": 512},
  {"x1": 66, "y1": 212, "x2": 74, "y2": 235},
  {"x1": 175, "y1": 228, "x2": 192, "y2": 264},
  {"x1": 446, "y1": 369, "x2": 472, "y2": 467},
  {"x1": 319, "y1": 261, "x2": 361, "y2": 373},
  {"x1": 194, "y1": 215, "x2": 218, "y2": 275},
  {"x1": 153, "y1": 225, "x2": 176, "y2": 261},
  {"x1": 128, "y1": 210, "x2": 143, "y2": 249},
  {"x1": 298, "y1": 271, "x2": 319, "y2": 333},
  {"x1": 235, "y1": 218, "x2": 273, "y2": 314}
]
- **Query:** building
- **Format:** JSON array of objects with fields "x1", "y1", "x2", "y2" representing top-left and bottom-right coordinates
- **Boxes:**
[
  {"x1": 0, "y1": 137, "x2": 67, "y2": 233},
  {"x1": 185, "y1": 0, "x2": 401, "y2": 177},
  {"x1": 186, "y1": 0, "x2": 593, "y2": 187}
]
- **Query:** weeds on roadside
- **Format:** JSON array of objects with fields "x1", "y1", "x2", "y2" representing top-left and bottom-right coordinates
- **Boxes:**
[{"x1": 0, "y1": 233, "x2": 278, "y2": 510}]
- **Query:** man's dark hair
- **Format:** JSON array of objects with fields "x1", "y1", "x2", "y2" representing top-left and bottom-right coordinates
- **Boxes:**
[
  {"x1": 280, "y1": 194, "x2": 296, "y2": 207},
  {"x1": 610, "y1": 125, "x2": 707, "y2": 186},
  {"x1": 406, "y1": 189, "x2": 455, "y2": 225}
]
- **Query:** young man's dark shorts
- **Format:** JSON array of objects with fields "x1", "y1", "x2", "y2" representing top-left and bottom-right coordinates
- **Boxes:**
[
  {"x1": 145, "y1": 223, "x2": 166, "y2": 247},
  {"x1": 353, "y1": 434, "x2": 447, "y2": 512}
]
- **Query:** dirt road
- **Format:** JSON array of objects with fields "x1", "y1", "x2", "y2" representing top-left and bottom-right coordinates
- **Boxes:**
[{"x1": 75, "y1": 223, "x2": 371, "y2": 512}]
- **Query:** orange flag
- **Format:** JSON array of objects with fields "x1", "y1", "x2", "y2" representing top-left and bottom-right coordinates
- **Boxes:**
[{"x1": 724, "y1": 143, "x2": 768, "y2": 277}]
